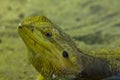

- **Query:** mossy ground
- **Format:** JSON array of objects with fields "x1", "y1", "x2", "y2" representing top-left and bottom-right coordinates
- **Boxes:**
[{"x1": 0, "y1": 0, "x2": 120, "y2": 80}]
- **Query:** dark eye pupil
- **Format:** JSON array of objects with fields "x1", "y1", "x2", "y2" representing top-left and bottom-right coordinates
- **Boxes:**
[
  {"x1": 62, "y1": 51, "x2": 68, "y2": 58},
  {"x1": 46, "y1": 32, "x2": 52, "y2": 37}
]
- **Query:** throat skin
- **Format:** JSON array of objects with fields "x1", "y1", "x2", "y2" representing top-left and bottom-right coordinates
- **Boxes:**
[
  {"x1": 28, "y1": 43, "x2": 112, "y2": 80},
  {"x1": 29, "y1": 48, "x2": 112, "y2": 80}
]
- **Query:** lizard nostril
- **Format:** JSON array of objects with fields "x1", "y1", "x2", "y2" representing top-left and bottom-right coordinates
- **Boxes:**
[{"x1": 18, "y1": 24, "x2": 22, "y2": 29}]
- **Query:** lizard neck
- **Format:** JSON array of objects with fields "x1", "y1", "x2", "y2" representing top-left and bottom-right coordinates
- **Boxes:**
[{"x1": 77, "y1": 50, "x2": 112, "y2": 79}]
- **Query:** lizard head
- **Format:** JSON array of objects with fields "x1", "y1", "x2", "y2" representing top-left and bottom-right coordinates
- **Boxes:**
[{"x1": 17, "y1": 16, "x2": 82, "y2": 78}]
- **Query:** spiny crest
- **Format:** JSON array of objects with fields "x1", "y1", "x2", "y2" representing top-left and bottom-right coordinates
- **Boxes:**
[{"x1": 21, "y1": 16, "x2": 52, "y2": 25}]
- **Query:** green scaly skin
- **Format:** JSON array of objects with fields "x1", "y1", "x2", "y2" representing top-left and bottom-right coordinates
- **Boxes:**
[{"x1": 17, "y1": 16, "x2": 120, "y2": 80}]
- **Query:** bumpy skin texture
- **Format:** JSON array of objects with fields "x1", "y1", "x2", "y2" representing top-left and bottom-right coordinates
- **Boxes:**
[{"x1": 17, "y1": 16, "x2": 120, "y2": 80}]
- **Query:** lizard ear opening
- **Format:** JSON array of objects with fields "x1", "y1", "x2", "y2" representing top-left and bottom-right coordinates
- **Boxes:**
[{"x1": 62, "y1": 51, "x2": 69, "y2": 58}]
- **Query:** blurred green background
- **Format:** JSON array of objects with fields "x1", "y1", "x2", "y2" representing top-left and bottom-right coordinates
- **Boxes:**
[{"x1": 0, "y1": 0, "x2": 120, "y2": 80}]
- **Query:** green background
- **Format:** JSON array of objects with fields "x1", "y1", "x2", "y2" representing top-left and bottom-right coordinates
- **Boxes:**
[{"x1": 0, "y1": 0, "x2": 120, "y2": 80}]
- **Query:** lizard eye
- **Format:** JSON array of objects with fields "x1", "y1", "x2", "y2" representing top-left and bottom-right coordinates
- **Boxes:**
[
  {"x1": 46, "y1": 32, "x2": 52, "y2": 37},
  {"x1": 62, "y1": 51, "x2": 69, "y2": 58}
]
